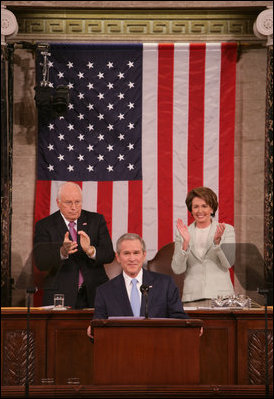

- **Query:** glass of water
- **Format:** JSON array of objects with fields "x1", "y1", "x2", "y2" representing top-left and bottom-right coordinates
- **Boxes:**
[{"x1": 53, "y1": 293, "x2": 65, "y2": 309}]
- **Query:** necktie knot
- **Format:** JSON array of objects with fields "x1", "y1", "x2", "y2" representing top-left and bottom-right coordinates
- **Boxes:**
[
  {"x1": 69, "y1": 221, "x2": 75, "y2": 228},
  {"x1": 132, "y1": 278, "x2": 137, "y2": 287}
]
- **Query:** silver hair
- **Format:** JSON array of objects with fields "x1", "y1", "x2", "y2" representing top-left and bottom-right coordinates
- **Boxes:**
[
  {"x1": 57, "y1": 182, "x2": 82, "y2": 200},
  {"x1": 116, "y1": 233, "x2": 146, "y2": 254}
]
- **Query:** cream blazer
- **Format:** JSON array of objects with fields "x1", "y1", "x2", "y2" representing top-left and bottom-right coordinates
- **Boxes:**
[{"x1": 171, "y1": 219, "x2": 235, "y2": 302}]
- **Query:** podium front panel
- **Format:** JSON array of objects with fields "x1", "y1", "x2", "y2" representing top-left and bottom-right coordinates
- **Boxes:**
[{"x1": 92, "y1": 318, "x2": 202, "y2": 385}]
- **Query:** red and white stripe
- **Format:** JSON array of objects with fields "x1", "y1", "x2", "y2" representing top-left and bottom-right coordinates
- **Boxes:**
[{"x1": 34, "y1": 42, "x2": 237, "y2": 262}]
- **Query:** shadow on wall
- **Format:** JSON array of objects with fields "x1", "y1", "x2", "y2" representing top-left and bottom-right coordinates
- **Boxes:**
[
  {"x1": 13, "y1": 52, "x2": 37, "y2": 145},
  {"x1": 226, "y1": 243, "x2": 273, "y2": 306},
  {"x1": 11, "y1": 252, "x2": 30, "y2": 306}
]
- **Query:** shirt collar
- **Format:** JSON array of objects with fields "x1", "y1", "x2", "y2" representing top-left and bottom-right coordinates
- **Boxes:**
[
  {"x1": 123, "y1": 268, "x2": 143, "y2": 286},
  {"x1": 60, "y1": 212, "x2": 78, "y2": 228}
]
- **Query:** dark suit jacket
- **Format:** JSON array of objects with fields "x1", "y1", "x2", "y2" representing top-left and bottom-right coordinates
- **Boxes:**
[
  {"x1": 93, "y1": 268, "x2": 188, "y2": 319},
  {"x1": 33, "y1": 210, "x2": 115, "y2": 308}
]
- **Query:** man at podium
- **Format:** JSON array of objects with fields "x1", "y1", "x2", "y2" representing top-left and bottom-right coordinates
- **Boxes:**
[{"x1": 87, "y1": 233, "x2": 188, "y2": 337}]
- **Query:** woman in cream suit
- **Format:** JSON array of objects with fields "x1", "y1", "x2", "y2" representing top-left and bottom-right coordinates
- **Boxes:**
[{"x1": 171, "y1": 187, "x2": 235, "y2": 306}]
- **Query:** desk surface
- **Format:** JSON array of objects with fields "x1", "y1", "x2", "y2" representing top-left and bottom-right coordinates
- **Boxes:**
[{"x1": 1, "y1": 306, "x2": 273, "y2": 314}]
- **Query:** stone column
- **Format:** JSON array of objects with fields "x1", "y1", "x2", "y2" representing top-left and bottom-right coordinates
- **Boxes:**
[
  {"x1": 264, "y1": 43, "x2": 273, "y2": 287},
  {"x1": 1, "y1": 45, "x2": 12, "y2": 307},
  {"x1": 1, "y1": 6, "x2": 18, "y2": 306},
  {"x1": 253, "y1": 7, "x2": 273, "y2": 296}
]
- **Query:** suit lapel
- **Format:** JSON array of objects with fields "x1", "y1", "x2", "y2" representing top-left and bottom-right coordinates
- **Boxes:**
[
  {"x1": 116, "y1": 274, "x2": 133, "y2": 316},
  {"x1": 190, "y1": 219, "x2": 216, "y2": 260},
  {"x1": 115, "y1": 270, "x2": 156, "y2": 317},
  {"x1": 55, "y1": 211, "x2": 69, "y2": 240},
  {"x1": 188, "y1": 223, "x2": 203, "y2": 261},
  {"x1": 204, "y1": 220, "x2": 217, "y2": 256},
  {"x1": 77, "y1": 211, "x2": 89, "y2": 233}
]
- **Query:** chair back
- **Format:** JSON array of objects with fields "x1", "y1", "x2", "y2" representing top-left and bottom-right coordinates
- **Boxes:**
[
  {"x1": 104, "y1": 259, "x2": 122, "y2": 280},
  {"x1": 147, "y1": 242, "x2": 184, "y2": 299}
]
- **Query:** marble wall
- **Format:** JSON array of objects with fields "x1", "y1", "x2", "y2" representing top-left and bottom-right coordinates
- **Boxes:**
[
  {"x1": 11, "y1": 49, "x2": 37, "y2": 305},
  {"x1": 234, "y1": 47, "x2": 267, "y2": 304}
]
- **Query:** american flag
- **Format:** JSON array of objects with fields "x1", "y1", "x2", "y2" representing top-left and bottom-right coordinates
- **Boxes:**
[{"x1": 34, "y1": 42, "x2": 237, "y2": 263}]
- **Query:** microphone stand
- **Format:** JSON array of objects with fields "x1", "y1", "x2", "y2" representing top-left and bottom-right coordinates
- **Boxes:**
[
  {"x1": 257, "y1": 288, "x2": 269, "y2": 397},
  {"x1": 140, "y1": 285, "x2": 151, "y2": 319},
  {"x1": 143, "y1": 290, "x2": 149, "y2": 319},
  {"x1": 25, "y1": 287, "x2": 37, "y2": 398}
]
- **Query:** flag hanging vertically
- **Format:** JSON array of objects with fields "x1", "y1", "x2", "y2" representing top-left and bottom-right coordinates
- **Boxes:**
[{"x1": 34, "y1": 42, "x2": 237, "y2": 264}]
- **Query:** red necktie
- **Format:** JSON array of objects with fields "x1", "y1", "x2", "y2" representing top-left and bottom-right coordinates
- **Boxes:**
[{"x1": 68, "y1": 221, "x2": 84, "y2": 288}]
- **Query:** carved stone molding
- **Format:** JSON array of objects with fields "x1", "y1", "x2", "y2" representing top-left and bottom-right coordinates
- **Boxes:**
[
  {"x1": 1, "y1": 6, "x2": 18, "y2": 46},
  {"x1": 253, "y1": 8, "x2": 273, "y2": 46},
  {"x1": 5, "y1": 8, "x2": 264, "y2": 42}
]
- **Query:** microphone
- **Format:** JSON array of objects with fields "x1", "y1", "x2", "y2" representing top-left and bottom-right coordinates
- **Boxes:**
[
  {"x1": 140, "y1": 285, "x2": 152, "y2": 318},
  {"x1": 257, "y1": 288, "x2": 269, "y2": 295},
  {"x1": 140, "y1": 284, "x2": 151, "y2": 295},
  {"x1": 26, "y1": 287, "x2": 38, "y2": 294}
]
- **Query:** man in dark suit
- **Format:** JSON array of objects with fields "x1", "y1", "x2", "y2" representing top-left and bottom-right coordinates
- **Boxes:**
[
  {"x1": 33, "y1": 182, "x2": 115, "y2": 309},
  {"x1": 90, "y1": 233, "x2": 188, "y2": 322}
]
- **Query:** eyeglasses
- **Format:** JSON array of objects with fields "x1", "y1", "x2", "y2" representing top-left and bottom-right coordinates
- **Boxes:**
[{"x1": 62, "y1": 201, "x2": 82, "y2": 207}]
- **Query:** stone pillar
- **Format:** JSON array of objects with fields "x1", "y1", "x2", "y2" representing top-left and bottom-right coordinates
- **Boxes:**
[
  {"x1": 253, "y1": 7, "x2": 273, "y2": 297},
  {"x1": 1, "y1": 45, "x2": 12, "y2": 307},
  {"x1": 1, "y1": 6, "x2": 18, "y2": 306},
  {"x1": 264, "y1": 44, "x2": 273, "y2": 287}
]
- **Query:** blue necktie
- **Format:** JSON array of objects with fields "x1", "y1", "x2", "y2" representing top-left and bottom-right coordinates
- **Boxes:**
[{"x1": 130, "y1": 278, "x2": 140, "y2": 317}]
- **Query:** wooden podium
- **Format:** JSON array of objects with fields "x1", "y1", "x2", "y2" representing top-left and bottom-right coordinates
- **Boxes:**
[{"x1": 91, "y1": 318, "x2": 203, "y2": 385}]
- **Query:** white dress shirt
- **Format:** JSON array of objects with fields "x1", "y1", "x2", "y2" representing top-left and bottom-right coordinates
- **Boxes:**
[
  {"x1": 123, "y1": 269, "x2": 143, "y2": 303},
  {"x1": 195, "y1": 225, "x2": 211, "y2": 258}
]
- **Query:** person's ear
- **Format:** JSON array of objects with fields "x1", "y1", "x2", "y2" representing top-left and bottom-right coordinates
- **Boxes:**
[{"x1": 115, "y1": 252, "x2": 121, "y2": 264}]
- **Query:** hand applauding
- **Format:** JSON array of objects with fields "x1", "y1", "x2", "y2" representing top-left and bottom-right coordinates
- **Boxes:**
[
  {"x1": 176, "y1": 218, "x2": 190, "y2": 251},
  {"x1": 213, "y1": 223, "x2": 226, "y2": 245}
]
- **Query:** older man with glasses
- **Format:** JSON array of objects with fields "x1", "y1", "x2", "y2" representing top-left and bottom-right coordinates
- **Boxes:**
[{"x1": 33, "y1": 181, "x2": 115, "y2": 309}]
